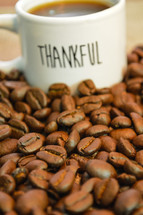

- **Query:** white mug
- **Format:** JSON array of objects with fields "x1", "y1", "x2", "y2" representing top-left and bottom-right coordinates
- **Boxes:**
[{"x1": 0, "y1": 0, "x2": 126, "y2": 93}]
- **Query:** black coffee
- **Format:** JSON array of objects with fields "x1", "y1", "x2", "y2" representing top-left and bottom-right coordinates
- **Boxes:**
[{"x1": 28, "y1": 1, "x2": 110, "y2": 17}]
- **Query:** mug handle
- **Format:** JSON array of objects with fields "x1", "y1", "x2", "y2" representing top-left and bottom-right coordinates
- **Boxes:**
[{"x1": 0, "y1": 14, "x2": 23, "y2": 73}]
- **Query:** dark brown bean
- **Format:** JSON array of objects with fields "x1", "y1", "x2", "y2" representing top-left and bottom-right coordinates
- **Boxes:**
[
  {"x1": 96, "y1": 151, "x2": 109, "y2": 162},
  {"x1": 25, "y1": 159, "x2": 48, "y2": 171},
  {"x1": 81, "y1": 177, "x2": 101, "y2": 193},
  {"x1": 117, "y1": 137, "x2": 136, "y2": 158},
  {"x1": 44, "y1": 121, "x2": 58, "y2": 134},
  {"x1": 78, "y1": 79, "x2": 96, "y2": 96},
  {"x1": 0, "y1": 153, "x2": 21, "y2": 166},
  {"x1": 12, "y1": 167, "x2": 28, "y2": 184},
  {"x1": 65, "y1": 129, "x2": 80, "y2": 153},
  {"x1": 84, "y1": 209, "x2": 115, "y2": 215},
  {"x1": 18, "y1": 154, "x2": 36, "y2": 167},
  {"x1": 33, "y1": 108, "x2": 51, "y2": 120},
  {"x1": 48, "y1": 83, "x2": 70, "y2": 99},
  {"x1": 8, "y1": 119, "x2": 29, "y2": 139},
  {"x1": 71, "y1": 120, "x2": 92, "y2": 137},
  {"x1": 24, "y1": 115, "x2": 45, "y2": 132},
  {"x1": 114, "y1": 189, "x2": 141, "y2": 215},
  {"x1": 86, "y1": 125, "x2": 110, "y2": 137},
  {"x1": 15, "y1": 101, "x2": 32, "y2": 115},
  {"x1": 10, "y1": 86, "x2": 30, "y2": 102},
  {"x1": 18, "y1": 133, "x2": 45, "y2": 154},
  {"x1": 133, "y1": 180, "x2": 143, "y2": 196},
  {"x1": 132, "y1": 134, "x2": 143, "y2": 148},
  {"x1": 111, "y1": 116, "x2": 132, "y2": 128},
  {"x1": 86, "y1": 159, "x2": 117, "y2": 179},
  {"x1": 100, "y1": 136, "x2": 117, "y2": 152},
  {"x1": 0, "y1": 160, "x2": 16, "y2": 176},
  {"x1": 117, "y1": 173, "x2": 136, "y2": 185},
  {"x1": 124, "y1": 160, "x2": 143, "y2": 179},
  {"x1": 130, "y1": 112, "x2": 143, "y2": 134},
  {"x1": 135, "y1": 150, "x2": 143, "y2": 166},
  {"x1": 110, "y1": 128, "x2": 137, "y2": 140},
  {"x1": 61, "y1": 94, "x2": 75, "y2": 111},
  {"x1": 0, "y1": 174, "x2": 16, "y2": 193},
  {"x1": 46, "y1": 131, "x2": 68, "y2": 147},
  {"x1": 108, "y1": 152, "x2": 129, "y2": 168},
  {"x1": 0, "y1": 124, "x2": 11, "y2": 141},
  {"x1": 0, "y1": 191, "x2": 15, "y2": 213},
  {"x1": 0, "y1": 138, "x2": 18, "y2": 157}
]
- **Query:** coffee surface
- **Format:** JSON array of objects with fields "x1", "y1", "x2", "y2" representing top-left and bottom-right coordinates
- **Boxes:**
[{"x1": 28, "y1": 1, "x2": 110, "y2": 17}]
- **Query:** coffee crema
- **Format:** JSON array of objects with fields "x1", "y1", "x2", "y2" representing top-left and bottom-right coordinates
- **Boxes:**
[{"x1": 28, "y1": 1, "x2": 110, "y2": 17}]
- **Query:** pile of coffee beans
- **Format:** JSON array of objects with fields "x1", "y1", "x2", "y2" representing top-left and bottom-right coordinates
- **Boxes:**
[{"x1": 0, "y1": 46, "x2": 143, "y2": 215}]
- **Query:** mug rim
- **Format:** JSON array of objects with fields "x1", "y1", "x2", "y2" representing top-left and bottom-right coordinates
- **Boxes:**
[{"x1": 16, "y1": 0, "x2": 125, "y2": 24}]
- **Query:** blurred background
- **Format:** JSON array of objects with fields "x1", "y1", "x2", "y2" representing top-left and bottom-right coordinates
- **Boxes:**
[{"x1": 0, "y1": 0, "x2": 143, "y2": 61}]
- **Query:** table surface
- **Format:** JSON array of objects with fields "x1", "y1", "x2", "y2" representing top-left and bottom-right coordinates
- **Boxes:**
[{"x1": 0, "y1": 0, "x2": 143, "y2": 61}]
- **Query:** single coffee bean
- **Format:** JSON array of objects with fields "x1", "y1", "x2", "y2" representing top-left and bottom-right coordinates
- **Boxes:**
[
  {"x1": 77, "y1": 137, "x2": 101, "y2": 156},
  {"x1": 18, "y1": 133, "x2": 45, "y2": 154},
  {"x1": 111, "y1": 116, "x2": 132, "y2": 128},
  {"x1": 127, "y1": 62, "x2": 143, "y2": 77},
  {"x1": 10, "y1": 86, "x2": 30, "y2": 102},
  {"x1": 100, "y1": 136, "x2": 117, "y2": 152},
  {"x1": 117, "y1": 137, "x2": 136, "y2": 158},
  {"x1": 0, "y1": 160, "x2": 16, "y2": 176},
  {"x1": 108, "y1": 152, "x2": 129, "y2": 168},
  {"x1": 86, "y1": 125, "x2": 110, "y2": 137},
  {"x1": 135, "y1": 150, "x2": 143, "y2": 166},
  {"x1": 0, "y1": 153, "x2": 22, "y2": 166},
  {"x1": 36, "y1": 145, "x2": 67, "y2": 167},
  {"x1": 33, "y1": 108, "x2": 51, "y2": 120},
  {"x1": 124, "y1": 160, "x2": 143, "y2": 179},
  {"x1": 44, "y1": 121, "x2": 58, "y2": 134},
  {"x1": 46, "y1": 131, "x2": 68, "y2": 147},
  {"x1": 18, "y1": 154, "x2": 36, "y2": 167},
  {"x1": 0, "y1": 174, "x2": 16, "y2": 193},
  {"x1": 97, "y1": 93, "x2": 113, "y2": 105},
  {"x1": 0, "y1": 138, "x2": 18, "y2": 157},
  {"x1": 110, "y1": 107, "x2": 125, "y2": 118},
  {"x1": 71, "y1": 120, "x2": 92, "y2": 137},
  {"x1": 0, "y1": 124, "x2": 11, "y2": 141},
  {"x1": 16, "y1": 189, "x2": 49, "y2": 215},
  {"x1": 51, "y1": 98, "x2": 62, "y2": 112},
  {"x1": 96, "y1": 151, "x2": 109, "y2": 162},
  {"x1": 48, "y1": 83, "x2": 70, "y2": 99},
  {"x1": 57, "y1": 109, "x2": 85, "y2": 127},
  {"x1": 26, "y1": 87, "x2": 49, "y2": 110},
  {"x1": 121, "y1": 101, "x2": 143, "y2": 116},
  {"x1": 81, "y1": 177, "x2": 101, "y2": 193},
  {"x1": 110, "y1": 128, "x2": 137, "y2": 140},
  {"x1": 64, "y1": 190, "x2": 93, "y2": 214},
  {"x1": 24, "y1": 114, "x2": 45, "y2": 132},
  {"x1": 132, "y1": 134, "x2": 143, "y2": 148},
  {"x1": 130, "y1": 112, "x2": 143, "y2": 134},
  {"x1": 8, "y1": 118, "x2": 29, "y2": 139},
  {"x1": 28, "y1": 169, "x2": 50, "y2": 190},
  {"x1": 126, "y1": 77, "x2": 143, "y2": 94},
  {"x1": 133, "y1": 180, "x2": 143, "y2": 196},
  {"x1": 12, "y1": 167, "x2": 28, "y2": 184},
  {"x1": 61, "y1": 94, "x2": 75, "y2": 111},
  {"x1": 0, "y1": 191, "x2": 15, "y2": 213},
  {"x1": 15, "y1": 101, "x2": 32, "y2": 115},
  {"x1": 114, "y1": 189, "x2": 141, "y2": 215},
  {"x1": 25, "y1": 159, "x2": 48, "y2": 171},
  {"x1": 117, "y1": 173, "x2": 136, "y2": 185},
  {"x1": 70, "y1": 153, "x2": 89, "y2": 171},
  {"x1": 94, "y1": 178, "x2": 119, "y2": 206},
  {"x1": 86, "y1": 159, "x2": 117, "y2": 179},
  {"x1": 91, "y1": 112, "x2": 111, "y2": 126},
  {"x1": 65, "y1": 129, "x2": 80, "y2": 153},
  {"x1": 49, "y1": 166, "x2": 76, "y2": 193},
  {"x1": 78, "y1": 79, "x2": 96, "y2": 96},
  {"x1": 47, "y1": 111, "x2": 59, "y2": 124}
]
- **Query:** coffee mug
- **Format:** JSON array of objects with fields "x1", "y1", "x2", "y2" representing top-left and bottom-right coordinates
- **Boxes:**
[{"x1": 0, "y1": 0, "x2": 126, "y2": 93}]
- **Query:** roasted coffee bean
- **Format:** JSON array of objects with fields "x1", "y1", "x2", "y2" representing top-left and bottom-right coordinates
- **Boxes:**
[
  {"x1": 108, "y1": 152, "x2": 129, "y2": 168},
  {"x1": 16, "y1": 189, "x2": 49, "y2": 215},
  {"x1": 78, "y1": 79, "x2": 96, "y2": 96},
  {"x1": 117, "y1": 173, "x2": 136, "y2": 185},
  {"x1": 46, "y1": 131, "x2": 68, "y2": 147},
  {"x1": 15, "y1": 101, "x2": 32, "y2": 115},
  {"x1": 24, "y1": 115, "x2": 45, "y2": 132},
  {"x1": 91, "y1": 112, "x2": 111, "y2": 126},
  {"x1": 86, "y1": 125, "x2": 110, "y2": 137},
  {"x1": 100, "y1": 136, "x2": 117, "y2": 152},
  {"x1": 64, "y1": 190, "x2": 93, "y2": 214},
  {"x1": 135, "y1": 150, "x2": 143, "y2": 166},
  {"x1": 70, "y1": 153, "x2": 88, "y2": 171},
  {"x1": 94, "y1": 178, "x2": 119, "y2": 206},
  {"x1": 51, "y1": 98, "x2": 62, "y2": 112},
  {"x1": 0, "y1": 160, "x2": 16, "y2": 176},
  {"x1": 127, "y1": 53, "x2": 139, "y2": 64},
  {"x1": 111, "y1": 116, "x2": 132, "y2": 128},
  {"x1": 0, "y1": 191, "x2": 15, "y2": 213},
  {"x1": 133, "y1": 180, "x2": 143, "y2": 196},
  {"x1": 25, "y1": 159, "x2": 48, "y2": 171},
  {"x1": 130, "y1": 112, "x2": 143, "y2": 134},
  {"x1": 8, "y1": 119, "x2": 29, "y2": 139},
  {"x1": 26, "y1": 87, "x2": 49, "y2": 110},
  {"x1": 49, "y1": 166, "x2": 76, "y2": 193},
  {"x1": 0, "y1": 124, "x2": 11, "y2": 141},
  {"x1": 71, "y1": 120, "x2": 92, "y2": 137},
  {"x1": 48, "y1": 83, "x2": 70, "y2": 99},
  {"x1": 61, "y1": 94, "x2": 75, "y2": 111},
  {"x1": 81, "y1": 177, "x2": 101, "y2": 193},
  {"x1": 57, "y1": 109, "x2": 85, "y2": 127},
  {"x1": 77, "y1": 137, "x2": 101, "y2": 156},
  {"x1": 12, "y1": 167, "x2": 28, "y2": 184},
  {"x1": 36, "y1": 145, "x2": 67, "y2": 167},
  {"x1": 28, "y1": 169, "x2": 50, "y2": 190},
  {"x1": 126, "y1": 77, "x2": 143, "y2": 94},
  {"x1": 33, "y1": 108, "x2": 51, "y2": 120},
  {"x1": 0, "y1": 153, "x2": 21, "y2": 166},
  {"x1": 0, "y1": 82, "x2": 9, "y2": 98},
  {"x1": 96, "y1": 151, "x2": 109, "y2": 162},
  {"x1": 44, "y1": 121, "x2": 58, "y2": 134},
  {"x1": 124, "y1": 160, "x2": 143, "y2": 179},
  {"x1": 47, "y1": 111, "x2": 59, "y2": 124},
  {"x1": 97, "y1": 93, "x2": 113, "y2": 105},
  {"x1": 65, "y1": 129, "x2": 80, "y2": 153},
  {"x1": 86, "y1": 159, "x2": 117, "y2": 179},
  {"x1": 110, "y1": 107, "x2": 125, "y2": 118},
  {"x1": 0, "y1": 174, "x2": 16, "y2": 193},
  {"x1": 121, "y1": 101, "x2": 143, "y2": 116},
  {"x1": 110, "y1": 128, "x2": 136, "y2": 140},
  {"x1": 18, "y1": 154, "x2": 36, "y2": 167},
  {"x1": 0, "y1": 138, "x2": 18, "y2": 157},
  {"x1": 3, "y1": 81, "x2": 27, "y2": 90},
  {"x1": 117, "y1": 137, "x2": 136, "y2": 158},
  {"x1": 10, "y1": 86, "x2": 30, "y2": 102},
  {"x1": 18, "y1": 133, "x2": 45, "y2": 154},
  {"x1": 127, "y1": 62, "x2": 143, "y2": 77},
  {"x1": 84, "y1": 209, "x2": 115, "y2": 215},
  {"x1": 133, "y1": 134, "x2": 143, "y2": 148},
  {"x1": 114, "y1": 189, "x2": 141, "y2": 215}
]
